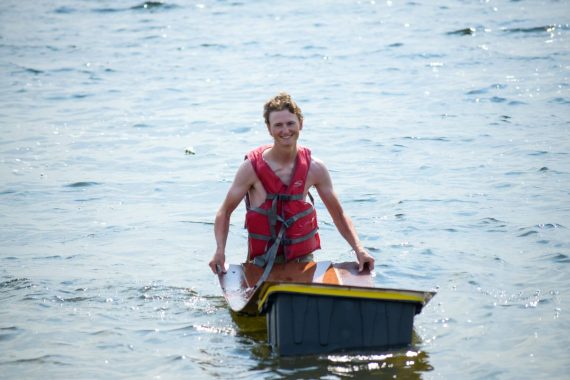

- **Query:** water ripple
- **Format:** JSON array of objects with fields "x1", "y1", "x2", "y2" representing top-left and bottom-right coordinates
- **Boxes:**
[
  {"x1": 502, "y1": 25, "x2": 563, "y2": 34},
  {"x1": 0, "y1": 0, "x2": 568, "y2": 378},
  {"x1": 64, "y1": 182, "x2": 101, "y2": 188},
  {"x1": 53, "y1": 6, "x2": 77, "y2": 14},
  {"x1": 549, "y1": 97, "x2": 570, "y2": 104},
  {"x1": 131, "y1": 2, "x2": 173, "y2": 10},
  {"x1": 8, "y1": 354, "x2": 71, "y2": 366},
  {"x1": 0, "y1": 326, "x2": 22, "y2": 342},
  {"x1": 0, "y1": 278, "x2": 32, "y2": 290},
  {"x1": 447, "y1": 27, "x2": 477, "y2": 36},
  {"x1": 402, "y1": 136, "x2": 449, "y2": 142},
  {"x1": 92, "y1": 1, "x2": 179, "y2": 13}
]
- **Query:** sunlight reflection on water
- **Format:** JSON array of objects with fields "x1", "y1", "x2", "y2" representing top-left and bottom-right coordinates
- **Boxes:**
[{"x1": 0, "y1": 0, "x2": 569, "y2": 378}]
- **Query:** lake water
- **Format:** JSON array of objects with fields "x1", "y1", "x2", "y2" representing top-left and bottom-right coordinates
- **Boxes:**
[{"x1": 1, "y1": 0, "x2": 569, "y2": 378}]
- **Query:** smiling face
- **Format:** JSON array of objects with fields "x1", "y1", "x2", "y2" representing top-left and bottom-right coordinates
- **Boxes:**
[{"x1": 267, "y1": 109, "x2": 303, "y2": 147}]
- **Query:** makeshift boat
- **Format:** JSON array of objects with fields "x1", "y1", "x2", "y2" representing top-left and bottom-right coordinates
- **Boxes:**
[{"x1": 218, "y1": 260, "x2": 435, "y2": 356}]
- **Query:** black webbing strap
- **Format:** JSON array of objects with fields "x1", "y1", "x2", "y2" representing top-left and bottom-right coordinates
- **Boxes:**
[
  {"x1": 266, "y1": 193, "x2": 304, "y2": 201},
  {"x1": 251, "y1": 226, "x2": 285, "y2": 290},
  {"x1": 281, "y1": 206, "x2": 314, "y2": 228},
  {"x1": 283, "y1": 226, "x2": 319, "y2": 245},
  {"x1": 308, "y1": 191, "x2": 314, "y2": 205},
  {"x1": 248, "y1": 232, "x2": 272, "y2": 241},
  {"x1": 248, "y1": 207, "x2": 268, "y2": 215}
]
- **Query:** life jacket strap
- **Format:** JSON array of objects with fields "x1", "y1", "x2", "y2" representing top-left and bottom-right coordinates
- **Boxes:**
[
  {"x1": 247, "y1": 207, "x2": 268, "y2": 215},
  {"x1": 282, "y1": 227, "x2": 319, "y2": 245},
  {"x1": 248, "y1": 232, "x2": 271, "y2": 241},
  {"x1": 251, "y1": 226, "x2": 285, "y2": 274},
  {"x1": 266, "y1": 193, "x2": 304, "y2": 201},
  {"x1": 308, "y1": 191, "x2": 315, "y2": 205},
  {"x1": 247, "y1": 205, "x2": 315, "y2": 242},
  {"x1": 249, "y1": 191, "x2": 316, "y2": 268}
]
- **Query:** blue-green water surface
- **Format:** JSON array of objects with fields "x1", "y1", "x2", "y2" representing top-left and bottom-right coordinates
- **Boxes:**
[{"x1": 1, "y1": 1, "x2": 569, "y2": 378}]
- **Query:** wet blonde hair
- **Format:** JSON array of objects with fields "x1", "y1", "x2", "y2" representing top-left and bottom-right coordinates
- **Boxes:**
[{"x1": 263, "y1": 92, "x2": 304, "y2": 126}]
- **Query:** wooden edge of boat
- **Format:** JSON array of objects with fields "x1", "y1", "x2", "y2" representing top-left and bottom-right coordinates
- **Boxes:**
[{"x1": 217, "y1": 260, "x2": 436, "y2": 315}]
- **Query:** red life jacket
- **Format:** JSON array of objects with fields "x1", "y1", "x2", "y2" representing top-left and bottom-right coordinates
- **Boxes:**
[{"x1": 245, "y1": 145, "x2": 321, "y2": 264}]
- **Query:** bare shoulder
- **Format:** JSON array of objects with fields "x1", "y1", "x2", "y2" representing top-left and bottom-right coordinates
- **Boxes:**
[
  {"x1": 310, "y1": 156, "x2": 327, "y2": 173},
  {"x1": 237, "y1": 158, "x2": 255, "y2": 174},
  {"x1": 308, "y1": 156, "x2": 331, "y2": 187},
  {"x1": 234, "y1": 158, "x2": 258, "y2": 186}
]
